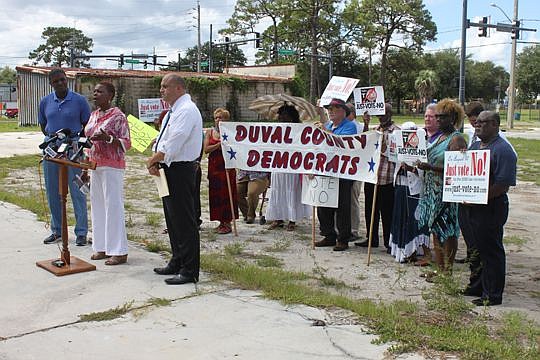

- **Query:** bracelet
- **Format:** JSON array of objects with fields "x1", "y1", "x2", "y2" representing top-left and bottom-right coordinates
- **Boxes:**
[{"x1": 107, "y1": 135, "x2": 114, "y2": 144}]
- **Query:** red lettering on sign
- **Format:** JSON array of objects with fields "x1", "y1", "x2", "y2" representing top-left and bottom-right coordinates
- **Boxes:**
[
  {"x1": 315, "y1": 153, "x2": 326, "y2": 171},
  {"x1": 303, "y1": 152, "x2": 314, "y2": 170},
  {"x1": 246, "y1": 150, "x2": 260, "y2": 166},
  {"x1": 290, "y1": 152, "x2": 302, "y2": 169},
  {"x1": 272, "y1": 151, "x2": 289, "y2": 168},
  {"x1": 236, "y1": 125, "x2": 247, "y2": 141}
]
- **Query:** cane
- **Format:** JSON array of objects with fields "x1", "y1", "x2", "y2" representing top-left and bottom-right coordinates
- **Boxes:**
[{"x1": 259, "y1": 188, "x2": 267, "y2": 225}]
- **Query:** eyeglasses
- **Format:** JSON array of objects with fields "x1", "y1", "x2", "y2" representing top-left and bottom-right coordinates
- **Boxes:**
[{"x1": 475, "y1": 119, "x2": 494, "y2": 126}]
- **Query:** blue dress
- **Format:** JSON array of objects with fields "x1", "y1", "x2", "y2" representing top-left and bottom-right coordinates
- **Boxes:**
[{"x1": 418, "y1": 131, "x2": 462, "y2": 243}]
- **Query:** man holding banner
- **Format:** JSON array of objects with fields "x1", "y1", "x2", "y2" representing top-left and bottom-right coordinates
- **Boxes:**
[
  {"x1": 314, "y1": 99, "x2": 357, "y2": 251},
  {"x1": 461, "y1": 111, "x2": 517, "y2": 306},
  {"x1": 356, "y1": 103, "x2": 398, "y2": 253}
]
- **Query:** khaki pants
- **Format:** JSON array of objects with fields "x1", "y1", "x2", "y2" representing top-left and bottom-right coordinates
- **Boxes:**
[{"x1": 237, "y1": 177, "x2": 269, "y2": 221}]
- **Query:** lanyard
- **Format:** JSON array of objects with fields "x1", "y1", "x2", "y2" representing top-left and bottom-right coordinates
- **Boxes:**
[{"x1": 154, "y1": 110, "x2": 171, "y2": 151}]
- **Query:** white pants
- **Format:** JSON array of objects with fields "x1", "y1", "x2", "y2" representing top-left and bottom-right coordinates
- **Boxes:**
[
  {"x1": 90, "y1": 167, "x2": 128, "y2": 256},
  {"x1": 350, "y1": 181, "x2": 363, "y2": 237}
]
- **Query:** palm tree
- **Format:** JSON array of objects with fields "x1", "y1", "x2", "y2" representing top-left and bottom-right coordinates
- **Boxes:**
[{"x1": 415, "y1": 70, "x2": 439, "y2": 112}]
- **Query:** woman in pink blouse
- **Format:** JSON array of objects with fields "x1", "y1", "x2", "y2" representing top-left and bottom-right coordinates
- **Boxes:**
[{"x1": 84, "y1": 81, "x2": 131, "y2": 265}]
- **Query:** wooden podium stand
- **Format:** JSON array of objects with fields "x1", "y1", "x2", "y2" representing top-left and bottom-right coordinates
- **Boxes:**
[{"x1": 36, "y1": 157, "x2": 97, "y2": 276}]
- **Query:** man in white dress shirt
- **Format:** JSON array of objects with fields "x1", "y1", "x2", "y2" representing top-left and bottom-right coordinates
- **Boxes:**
[{"x1": 147, "y1": 74, "x2": 203, "y2": 285}]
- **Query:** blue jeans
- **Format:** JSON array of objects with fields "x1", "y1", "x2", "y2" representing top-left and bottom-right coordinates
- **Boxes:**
[{"x1": 43, "y1": 160, "x2": 88, "y2": 236}]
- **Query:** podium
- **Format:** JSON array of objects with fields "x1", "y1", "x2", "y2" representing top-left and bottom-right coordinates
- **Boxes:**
[{"x1": 36, "y1": 157, "x2": 97, "y2": 276}]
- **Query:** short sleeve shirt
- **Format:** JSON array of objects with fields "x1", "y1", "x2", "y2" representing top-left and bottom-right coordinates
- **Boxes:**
[
  {"x1": 470, "y1": 135, "x2": 517, "y2": 187},
  {"x1": 38, "y1": 89, "x2": 91, "y2": 135}
]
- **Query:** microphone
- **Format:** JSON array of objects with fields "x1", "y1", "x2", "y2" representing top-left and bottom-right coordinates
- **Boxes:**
[
  {"x1": 69, "y1": 136, "x2": 93, "y2": 162},
  {"x1": 39, "y1": 128, "x2": 72, "y2": 149}
]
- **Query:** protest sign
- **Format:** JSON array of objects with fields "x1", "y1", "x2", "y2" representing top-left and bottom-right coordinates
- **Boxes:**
[
  {"x1": 301, "y1": 175, "x2": 339, "y2": 208},
  {"x1": 219, "y1": 122, "x2": 382, "y2": 183},
  {"x1": 137, "y1": 98, "x2": 169, "y2": 123},
  {"x1": 353, "y1": 86, "x2": 386, "y2": 116},
  {"x1": 387, "y1": 132, "x2": 398, "y2": 163},
  {"x1": 127, "y1": 114, "x2": 159, "y2": 153},
  {"x1": 319, "y1": 76, "x2": 359, "y2": 106},
  {"x1": 395, "y1": 128, "x2": 428, "y2": 163},
  {"x1": 442, "y1": 150, "x2": 490, "y2": 204}
]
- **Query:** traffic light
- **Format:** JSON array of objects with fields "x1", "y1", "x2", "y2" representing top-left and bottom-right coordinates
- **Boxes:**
[
  {"x1": 478, "y1": 16, "x2": 488, "y2": 37},
  {"x1": 143, "y1": 60, "x2": 148, "y2": 69},
  {"x1": 225, "y1": 37, "x2": 230, "y2": 52},
  {"x1": 511, "y1": 20, "x2": 520, "y2": 39},
  {"x1": 153, "y1": 54, "x2": 157, "y2": 66},
  {"x1": 270, "y1": 46, "x2": 277, "y2": 59},
  {"x1": 118, "y1": 54, "x2": 124, "y2": 68},
  {"x1": 255, "y1": 32, "x2": 261, "y2": 48},
  {"x1": 299, "y1": 48, "x2": 305, "y2": 61}
]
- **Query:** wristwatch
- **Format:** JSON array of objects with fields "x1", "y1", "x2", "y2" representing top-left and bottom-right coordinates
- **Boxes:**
[{"x1": 107, "y1": 135, "x2": 114, "y2": 144}]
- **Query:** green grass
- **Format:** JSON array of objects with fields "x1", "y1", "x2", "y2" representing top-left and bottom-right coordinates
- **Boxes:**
[
  {"x1": 223, "y1": 242, "x2": 245, "y2": 256},
  {"x1": 144, "y1": 212, "x2": 162, "y2": 227},
  {"x1": 504, "y1": 235, "x2": 527, "y2": 247},
  {"x1": 254, "y1": 254, "x2": 283, "y2": 268},
  {"x1": 201, "y1": 254, "x2": 539, "y2": 359},
  {"x1": 510, "y1": 138, "x2": 540, "y2": 185},
  {"x1": 79, "y1": 301, "x2": 134, "y2": 322},
  {"x1": 0, "y1": 120, "x2": 40, "y2": 133}
]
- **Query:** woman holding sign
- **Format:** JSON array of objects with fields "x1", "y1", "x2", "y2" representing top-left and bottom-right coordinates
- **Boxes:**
[
  {"x1": 265, "y1": 105, "x2": 311, "y2": 230},
  {"x1": 416, "y1": 99, "x2": 467, "y2": 279},
  {"x1": 204, "y1": 108, "x2": 238, "y2": 234},
  {"x1": 84, "y1": 81, "x2": 131, "y2": 265}
]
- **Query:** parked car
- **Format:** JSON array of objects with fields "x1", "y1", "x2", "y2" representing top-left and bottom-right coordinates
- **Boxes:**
[{"x1": 5, "y1": 108, "x2": 18, "y2": 118}]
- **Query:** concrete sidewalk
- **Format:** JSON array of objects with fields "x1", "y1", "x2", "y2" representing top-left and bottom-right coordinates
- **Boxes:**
[{"x1": 0, "y1": 201, "x2": 421, "y2": 360}]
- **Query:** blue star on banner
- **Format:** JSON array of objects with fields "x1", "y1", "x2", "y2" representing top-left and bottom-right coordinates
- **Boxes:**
[
  {"x1": 368, "y1": 157, "x2": 376, "y2": 172},
  {"x1": 374, "y1": 141, "x2": 379, "y2": 150},
  {"x1": 227, "y1": 147, "x2": 237, "y2": 160},
  {"x1": 221, "y1": 132, "x2": 229, "y2": 142}
]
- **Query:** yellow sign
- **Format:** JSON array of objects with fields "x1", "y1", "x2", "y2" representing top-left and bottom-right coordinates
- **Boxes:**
[{"x1": 127, "y1": 114, "x2": 159, "y2": 152}]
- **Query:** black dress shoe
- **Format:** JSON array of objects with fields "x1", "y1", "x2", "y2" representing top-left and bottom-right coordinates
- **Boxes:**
[
  {"x1": 471, "y1": 297, "x2": 502, "y2": 306},
  {"x1": 165, "y1": 274, "x2": 198, "y2": 285},
  {"x1": 314, "y1": 237, "x2": 336, "y2": 247},
  {"x1": 43, "y1": 233, "x2": 61, "y2": 244},
  {"x1": 354, "y1": 240, "x2": 378, "y2": 248},
  {"x1": 154, "y1": 266, "x2": 179, "y2": 275},
  {"x1": 460, "y1": 287, "x2": 482, "y2": 297}
]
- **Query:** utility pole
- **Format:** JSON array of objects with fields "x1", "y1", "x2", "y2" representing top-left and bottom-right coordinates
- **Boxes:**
[
  {"x1": 458, "y1": 0, "x2": 467, "y2": 108},
  {"x1": 197, "y1": 0, "x2": 201, "y2": 73},
  {"x1": 507, "y1": 0, "x2": 519, "y2": 129},
  {"x1": 209, "y1": 24, "x2": 213, "y2": 73}
]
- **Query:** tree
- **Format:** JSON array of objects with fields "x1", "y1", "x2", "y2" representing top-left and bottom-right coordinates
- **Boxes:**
[
  {"x1": 421, "y1": 49, "x2": 460, "y2": 100},
  {"x1": 345, "y1": 0, "x2": 436, "y2": 87},
  {"x1": 29, "y1": 27, "x2": 93, "y2": 68},
  {"x1": 0, "y1": 67, "x2": 16, "y2": 84},
  {"x1": 466, "y1": 60, "x2": 508, "y2": 103},
  {"x1": 385, "y1": 49, "x2": 421, "y2": 113},
  {"x1": 220, "y1": 0, "x2": 289, "y2": 64},
  {"x1": 166, "y1": 41, "x2": 247, "y2": 73},
  {"x1": 415, "y1": 70, "x2": 438, "y2": 111},
  {"x1": 516, "y1": 45, "x2": 540, "y2": 104}
]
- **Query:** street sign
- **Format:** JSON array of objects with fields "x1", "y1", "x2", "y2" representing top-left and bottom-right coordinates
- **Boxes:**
[
  {"x1": 200, "y1": 61, "x2": 209, "y2": 67},
  {"x1": 125, "y1": 59, "x2": 140, "y2": 64},
  {"x1": 278, "y1": 49, "x2": 296, "y2": 56}
]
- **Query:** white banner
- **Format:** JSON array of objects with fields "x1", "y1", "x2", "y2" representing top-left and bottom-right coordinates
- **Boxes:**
[
  {"x1": 395, "y1": 129, "x2": 428, "y2": 163},
  {"x1": 442, "y1": 150, "x2": 491, "y2": 204},
  {"x1": 353, "y1": 86, "x2": 386, "y2": 116},
  {"x1": 138, "y1": 98, "x2": 170, "y2": 123},
  {"x1": 219, "y1": 122, "x2": 382, "y2": 183},
  {"x1": 320, "y1": 76, "x2": 359, "y2": 106},
  {"x1": 301, "y1": 176, "x2": 339, "y2": 208}
]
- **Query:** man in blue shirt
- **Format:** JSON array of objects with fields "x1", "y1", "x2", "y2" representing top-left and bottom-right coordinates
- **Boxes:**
[
  {"x1": 314, "y1": 98, "x2": 357, "y2": 251},
  {"x1": 39, "y1": 68, "x2": 91, "y2": 246},
  {"x1": 461, "y1": 111, "x2": 517, "y2": 306}
]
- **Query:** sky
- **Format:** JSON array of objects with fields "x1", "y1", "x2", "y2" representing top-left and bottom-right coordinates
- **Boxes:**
[{"x1": 0, "y1": 0, "x2": 537, "y2": 72}]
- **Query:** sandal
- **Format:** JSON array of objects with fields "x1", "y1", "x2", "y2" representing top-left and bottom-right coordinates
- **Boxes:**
[
  {"x1": 414, "y1": 259, "x2": 431, "y2": 267},
  {"x1": 286, "y1": 222, "x2": 296, "y2": 231},
  {"x1": 268, "y1": 220, "x2": 284, "y2": 230},
  {"x1": 90, "y1": 252, "x2": 111, "y2": 260},
  {"x1": 105, "y1": 255, "x2": 128, "y2": 265}
]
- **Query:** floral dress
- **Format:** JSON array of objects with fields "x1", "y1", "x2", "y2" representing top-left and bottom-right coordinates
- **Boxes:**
[{"x1": 417, "y1": 131, "x2": 461, "y2": 243}]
